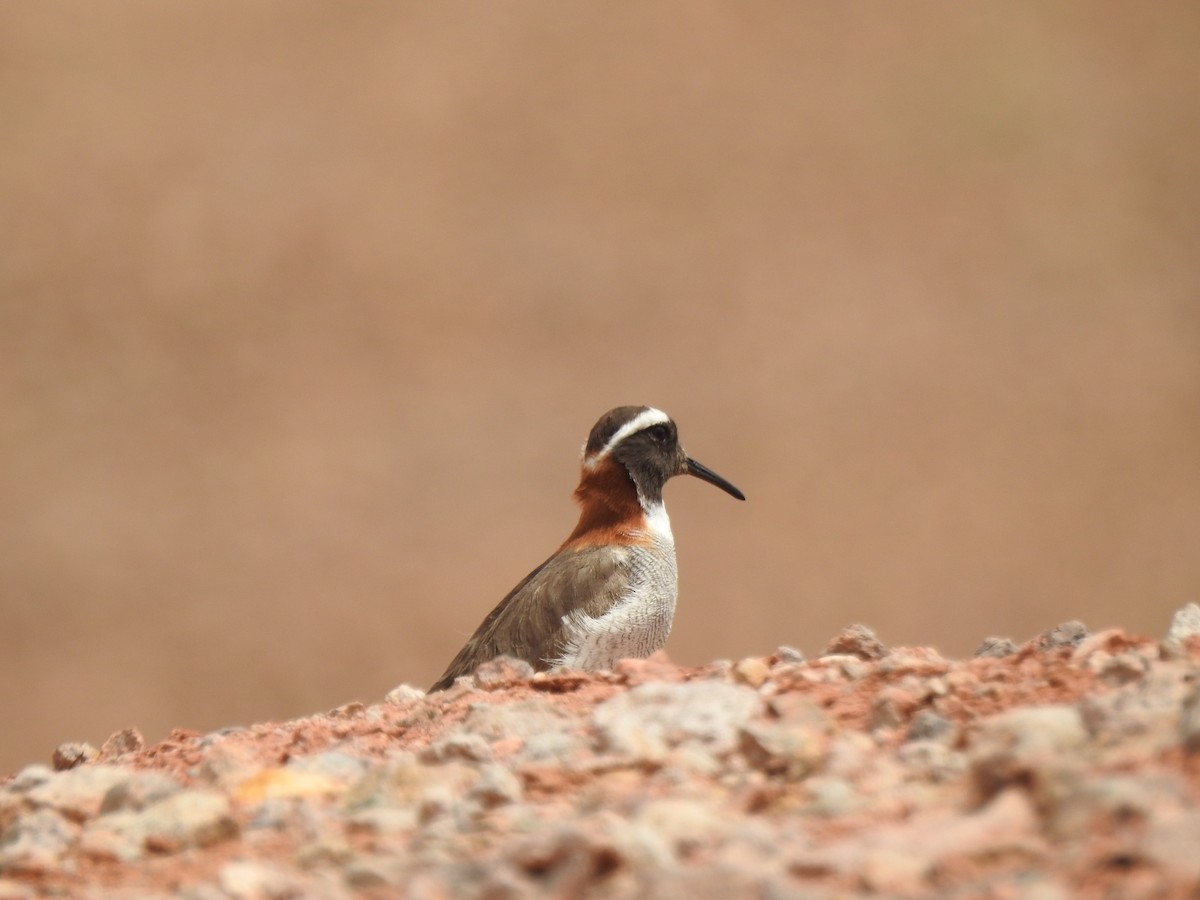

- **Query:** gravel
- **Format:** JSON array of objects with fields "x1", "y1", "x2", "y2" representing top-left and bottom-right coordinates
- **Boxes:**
[{"x1": 2, "y1": 608, "x2": 1199, "y2": 896}]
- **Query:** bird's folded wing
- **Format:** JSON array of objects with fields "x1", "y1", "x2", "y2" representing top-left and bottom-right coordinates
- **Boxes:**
[{"x1": 428, "y1": 546, "x2": 629, "y2": 692}]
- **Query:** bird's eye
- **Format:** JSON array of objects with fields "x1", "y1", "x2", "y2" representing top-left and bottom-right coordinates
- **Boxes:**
[{"x1": 648, "y1": 424, "x2": 671, "y2": 443}]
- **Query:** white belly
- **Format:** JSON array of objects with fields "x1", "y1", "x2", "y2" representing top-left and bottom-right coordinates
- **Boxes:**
[{"x1": 554, "y1": 541, "x2": 679, "y2": 671}]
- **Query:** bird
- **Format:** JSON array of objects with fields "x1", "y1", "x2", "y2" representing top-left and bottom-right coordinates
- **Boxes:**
[{"x1": 429, "y1": 405, "x2": 744, "y2": 692}]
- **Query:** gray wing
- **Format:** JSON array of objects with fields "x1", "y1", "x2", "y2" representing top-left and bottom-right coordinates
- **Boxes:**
[{"x1": 429, "y1": 546, "x2": 629, "y2": 692}]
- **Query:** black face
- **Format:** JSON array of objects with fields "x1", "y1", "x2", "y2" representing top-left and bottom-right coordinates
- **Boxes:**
[
  {"x1": 614, "y1": 419, "x2": 745, "y2": 505},
  {"x1": 611, "y1": 421, "x2": 686, "y2": 506}
]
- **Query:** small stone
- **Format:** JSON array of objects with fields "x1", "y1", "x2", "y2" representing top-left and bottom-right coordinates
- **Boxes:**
[
  {"x1": 1166, "y1": 602, "x2": 1200, "y2": 644},
  {"x1": 869, "y1": 687, "x2": 918, "y2": 732},
  {"x1": 593, "y1": 682, "x2": 761, "y2": 759},
  {"x1": 296, "y1": 836, "x2": 354, "y2": 868},
  {"x1": 5, "y1": 767, "x2": 54, "y2": 794},
  {"x1": 286, "y1": 751, "x2": 369, "y2": 783},
  {"x1": 345, "y1": 807, "x2": 419, "y2": 834},
  {"x1": 1046, "y1": 772, "x2": 1183, "y2": 840},
  {"x1": 968, "y1": 706, "x2": 1087, "y2": 802},
  {"x1": 89, "y1": 790, "x2": 237, "y2": 852},
  {"x1": 804, "y1": 776, "x2": 860, "y2": 816},
  {"x1": 468, "y1": 764, "x2": 523, "y2": 808},
  {"x1": 417, "y1": 784, "x2": 459, "y2": 824},
  {"x1": 328, "y1": 701, "x2": 366, "y2": 719},
  {"x1": 463, "y1": 697, "x2": 574, "y2": 741},
  {"x1": 218, "y1": 860, "x2": 299, "y2": 899},
  {"x1": 896, "y1": 740, "x2": 967, "y2": 782},
  {"x1": 76, "y1": 824, "x2": 144, "y2": 863},
  {"x1": 767, "y1": 694, "x2": 833, "y2": 730},
  {"x1": 343, "y1": 858, "x2": 401, "y2": 888},
  {"x1": 732, "y1": 657, "x2": 770, "y2": 687},
  {"x1": 823, "y1": 624, "x2": 887, "y2": 661},
  {"x1": 907, "y1": 710, "x2": 955, "y2": 743},
  {"x1": 98, "y1": 771, "x2": 181, "y2": 814},
  {"x1": 820, "y1": 655, "x2": 873, "y2": 680},
  {"x1": 1077, "y1": 669, "x2": 1189, "y2": 754},
  {"x1": 773, "y1": 646, "x2": 806, "y2": 665},
  {"x1": 26, "y1": 765, "x2": 137, "y2": 822},
  {"x1": 1094, "y1": 652, "x2": 1150, "y2": 686},
  {"x1": 1033, "y1": 621, "x2": 1088, "y2": 651},
  {"x1": 420, "y1": 732, "x2": 493, "y2": 763},
  {"x1": 192, "y1": 742, "x2": 264, "y2": 789},
  {"x1": 233, "y1": 768, "x2": 342, "y2": 805},
  {"x1": 974, "y1": 637, "x2": 1018, "y2": 658},
  {"x1": 473, "y1": 655, "x2": 537, "y2": 688},
  {"x1": 738, "y1": 721, "x2": 826, "y2": 779},
  {"x1": 514, "y1": 731, "x2": 587, "y2": 765},
  {"x1": 51, "y1": 743, "x2": 97, "y2": 771},
  {"x1": 633, "y1": 798, "x2": 727, "y2": 858},
  {"x1": 383, "y1": 683, "x2": 425, "y2": 705},
  {"x1": 99, "y1": 728, "x2": 145, "y2": 759},
  {"x1": 0, "y1": 808, "x2": 79, "y2": 873}
]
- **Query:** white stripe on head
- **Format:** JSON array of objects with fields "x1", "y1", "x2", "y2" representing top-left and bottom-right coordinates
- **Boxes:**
[{"x1": 583, "y1": 407, "x2": 671, "y2": 469}]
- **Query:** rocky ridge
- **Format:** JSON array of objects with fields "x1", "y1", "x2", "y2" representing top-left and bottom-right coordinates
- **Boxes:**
[{"x1": 2, "y1": 605, "x2": 1200, "y2": 898}]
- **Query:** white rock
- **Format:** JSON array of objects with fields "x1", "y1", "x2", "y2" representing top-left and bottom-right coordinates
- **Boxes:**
[
  {"x1": 26, "y1": 765, "x2": 136, "y2": 821},
  {"x1": 218, "y1": 860, "x2": 300, "y2": 899},
  {"x1": 1166, "y1": 603, "x2": 1200, "y2": 647},
  {"x1": 593, "y1": 682, "x2": 761, "y2": 759}
]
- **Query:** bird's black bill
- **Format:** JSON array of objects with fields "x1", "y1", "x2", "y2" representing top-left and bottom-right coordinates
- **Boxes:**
[{"x1": 685, "y1": 457, "x2": 746, "y2": 501}]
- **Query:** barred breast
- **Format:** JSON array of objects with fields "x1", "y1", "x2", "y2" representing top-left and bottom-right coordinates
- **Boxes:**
[{"x1": 552, "y1": 537, "x2": 678, "y2": 671}]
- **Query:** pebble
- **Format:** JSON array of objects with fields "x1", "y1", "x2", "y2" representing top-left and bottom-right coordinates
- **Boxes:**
[
  {"x1": 1165, "y1": 602, "x2": 1200, "y2": 648},
  {"x1": 822, "y1": 624, "x2": 887, "y2": 660},
  {"x1": 819, "y1": 655, "x2": 873, "y2": 680},
  {"x1": 218, "y1": 860, "x2": 301, "y2": 899},
  {"x1": 98, "y1": 771, "x2": 181, "y2": 814},
  {"x1": 26, "y1": 765, "x2": 138, "y2": 822},
  {"x1": 592, "y1": 682, "x2": 761, "y2": 759},
  {"x1": 974, "y1": 636, "x2": 1018, "y2": 658},
  {"x1": 467, "y1": 764, "x2": 523, "y2": 808},
  {"x1": 51, "y1": 743, "x2": 97, "y2": 772},
  {"x1": 384, "y1": 683, "x2": 426, "y2": 706},
  {"x1": 773, "y1": 645, "x2": 806, "y2": 665},
  {"x1": 462, "y1": 697, "x2": 574, "y2": 741},
  {"x1": 472, "y1": 655, "x2": 537, "y2": 688},
  {"x1": 738, "y1": 721, "x2": 826, "y2": 779},
  {"x1": 632, "y1": 798, "x2": 727, "y2": 858},
  {"x1": 513, "y1": 730, "x2": 587, "y2": 765},
  {"x1": 0, "y1": 808, "x2": 79, "y2": 873},
  {"x1": 968, "y1": 705, "x2": 1087, "y2": 801},
  {"x1": 285, "y1": 751, "x2": 370, "y2": 783},
  {"x1": 420, "y1": 732, "x2": 493, "y2": 764},
  {"x1": 99, "y1": 728, "x2": 146, "y2": 759},
  {"x1": 5, "y1": 767, "x2": 54, "y2": 794},
  {"x1": 1034, "y1": 620, "x2": 1089, "y2": 650},
  {"x1": 869, "y1": 686, "x2": 917, "y2": 732},
  {"x1": 732, "y1": 657, "x2": 770, "y2": 687},
  {"x1": 907, "y1": 710, "x2": 956, "y2": 743},
  {"x1": 1077, "y1": 669, "x2": 1189, "y2": 756},
  {"x1": 88, "y1": 790, "x2": 238, "y2": 852}
]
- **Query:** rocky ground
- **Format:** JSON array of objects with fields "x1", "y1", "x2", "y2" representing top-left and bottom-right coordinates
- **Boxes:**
[{"x1": 3, "y1": 608, "x2": 1200, "y2": 899}]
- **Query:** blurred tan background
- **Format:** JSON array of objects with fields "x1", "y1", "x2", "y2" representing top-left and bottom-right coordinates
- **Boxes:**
[{"x1": 2, "y1": 3, "x2": 1198, "y2": 775}]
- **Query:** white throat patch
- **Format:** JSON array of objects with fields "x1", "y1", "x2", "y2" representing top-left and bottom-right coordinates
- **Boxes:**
[{"x1": 642, "y1": 501, "x2": 674, "y2": 545}]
